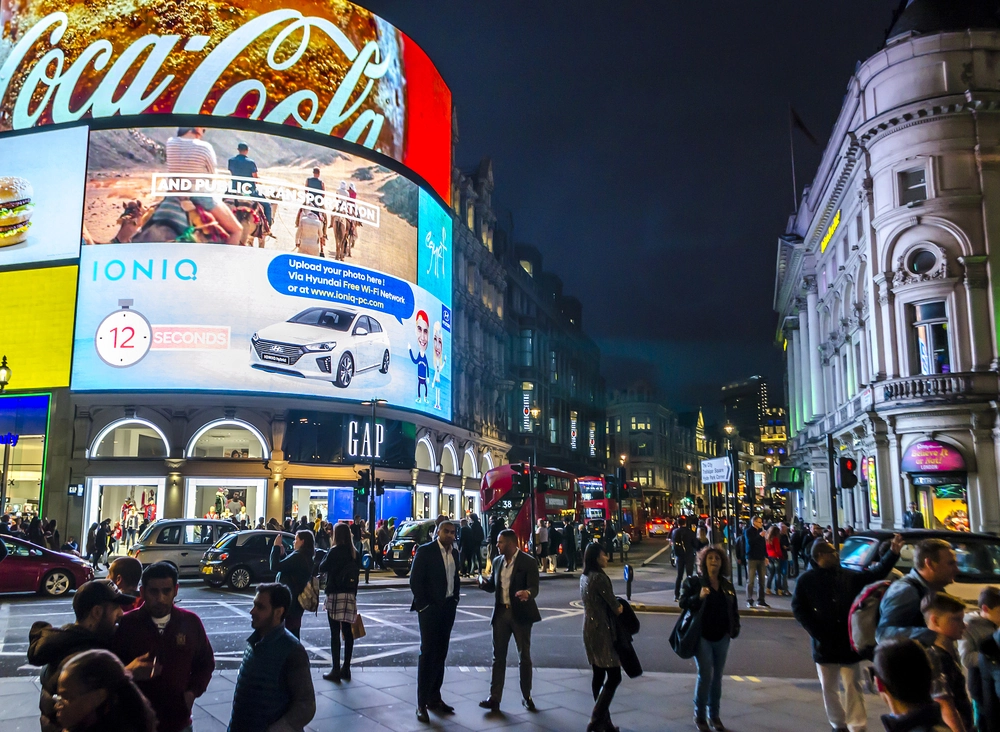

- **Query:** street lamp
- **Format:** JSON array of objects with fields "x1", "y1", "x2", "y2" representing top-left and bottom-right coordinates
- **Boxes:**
[
  {"x1": 360, "y1": 398, "x2": 387, "y2": 583},
  {"x1": 528, "y1": 405, "x2": 542, "y2": 554},
  {"x1": 0, "y1": 356, "x2": 10, "y2": 393}
]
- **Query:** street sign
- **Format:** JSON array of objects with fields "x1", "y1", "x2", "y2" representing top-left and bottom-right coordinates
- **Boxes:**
[{"x1": 701, "y1": 457, "x2": 731, "y2": 484}]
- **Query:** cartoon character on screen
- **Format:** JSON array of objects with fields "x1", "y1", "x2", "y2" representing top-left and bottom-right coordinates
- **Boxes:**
[
  {"x1": 432, "y1": 321, "x2": 447, "y2": 411},
  {"x1": 425, "y1": 226, "x2": 449, "y2": 278},
  {"x1": 408, "y1": 310, "x2": 430, "y2": 405}
]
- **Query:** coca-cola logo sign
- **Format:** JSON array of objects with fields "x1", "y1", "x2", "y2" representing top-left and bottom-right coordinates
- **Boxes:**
[{"x1": 0, "y1": 0, "x2": 452, "y2": 202}]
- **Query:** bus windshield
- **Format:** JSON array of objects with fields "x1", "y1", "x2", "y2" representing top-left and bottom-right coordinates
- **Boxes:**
[{"x1": 578, "y1": 479, "x2": 605, "y2": 500}]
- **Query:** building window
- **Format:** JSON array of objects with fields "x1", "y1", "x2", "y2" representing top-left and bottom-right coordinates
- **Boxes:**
[
  {"x1": 631, "y1": 440, "x2": 652, "y2": 457},
  {"x1": 615, "y1": 417, "x2": 621, "y2": 434},
  {"x1": 630, "y1": 415, "x2": 650, "y2": 432},
  {"x1": 913, "y1": 301, "x2": 951, "y2": 375},
  {"x1": 549, "y1": 350, "x2": 558, "y2": 382},
  {"x1": 899, "y1": 168, "x2": 927, "y2": 206},
  {"x1": 907, "y1": 248, "x2": 937, "y2": 275},
  {"x1": 549, "y1": 417, "x2": 558, "y2": 444},
  {"x1": 519, "y1": 329, "x2": 533, "y2": 367},
  {"x1": 632, "y1": 469, "x2": 653, "y2": 487},
  {"x1": 519, "y1": 259, "x2": 533, "y2": 277}
]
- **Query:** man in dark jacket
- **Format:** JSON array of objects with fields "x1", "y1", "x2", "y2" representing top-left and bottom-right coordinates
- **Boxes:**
[
  {"x1": 793, "y1": 535, "x2": 902, "y2": 732},
  {"x1": 671, "y1": 516, "x2": 696, "y2": 602},
  {"x1": 469, "y1": 514, "x2": 486, "y2": 575},
  {"x1": 410, "y1": 520, "x2": 462, "y2": 723},
  {"x1": 488, "y1": 515, "x2": 505, "y2": 561},
  {"x1": 28, "y1": 579, "x2": 135, "y2": 732},
  {"x1": 227, "y1": 583, "x2": 315, "y2": 732},
  {"x1": 111, "y1": 562, "x2": 215, "y2": 732},
  {"x1": 743, "y1": 516, "x2": 768, "y2": 608},
  {"x1": 562, "y1": 520, "x2": 578, "y2": 572},
  {"x1": 459, "y1": 518, "x2": 475, "y2": 577},
  {"x1": 477, "y1": 529, "x2": 541, "y2": 712},
  {"x1": 903, "y1": 502, "x2": 926, "y2": 529},
  {"x1": 789, "y1": 523, "x2": 805, "y2": 577}
]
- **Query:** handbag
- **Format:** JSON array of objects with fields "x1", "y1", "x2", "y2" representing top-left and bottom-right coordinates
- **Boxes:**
[
  {"x1": 298, "y1": 576, "x2": 320, "y2": 613},
  {"x1": 669, "y1": 584, "x2": 705, "y2": 660},
  {"x1": 351, "y1": 613, "x2": 366, "y2": 639}
]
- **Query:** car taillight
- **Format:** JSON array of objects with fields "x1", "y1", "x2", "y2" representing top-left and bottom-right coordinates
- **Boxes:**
[
  {"x1": 411, "y1": 545, "x2": 417, "y2": 557},
  {"x1": 218, "y1": 553, "x2": 228, "y2": 561}
]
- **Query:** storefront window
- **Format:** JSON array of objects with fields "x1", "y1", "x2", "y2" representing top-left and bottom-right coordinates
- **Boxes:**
[
  {"x1": 913, "y1": 302, "x2": 950, "y2": 375},
  {"x1": 1, "y1": 394, "x2": 50, "y2": 518},
  {"x1": 93, "y1": 422, "x2": 167, "y2": 458},
  {"x1": 189, "y1": 423, "x2": 266, "y2": 459}
]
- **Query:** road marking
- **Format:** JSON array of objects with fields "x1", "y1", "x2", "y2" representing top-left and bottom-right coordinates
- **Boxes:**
[
  {"x1": 455, "y1": 609, "x2": 490, "y2": 620},
  {"x1": 0, "y1": 603, "x2": 9, "y2": 654},
  {"x1": 357, "y1": 611, "x2": 422, "y2": 638},
  {"x1": 641, "y1": 544, "x2": 671, "y2": 566},
  {"x1": 730, "y1": 675, "x2": 744, "y2": 682},
  {"x1": 747, "y1": 676, "x2": 761, "y2": 683}
]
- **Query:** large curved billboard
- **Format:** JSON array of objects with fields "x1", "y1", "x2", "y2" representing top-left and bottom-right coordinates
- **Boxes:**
[
  {"x1": 0, "y1": 0, "x2": 452, "y2": 202},
  {"x1": 70, "y1": 124, "x2": 453, "y2": 419}
]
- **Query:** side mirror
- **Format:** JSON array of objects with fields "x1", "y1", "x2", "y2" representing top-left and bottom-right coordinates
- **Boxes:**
[{"x1": 355, "y1": 328, "x2": 368, "y2": 336}]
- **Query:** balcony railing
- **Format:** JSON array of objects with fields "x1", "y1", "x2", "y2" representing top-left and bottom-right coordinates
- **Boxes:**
[{"x1": 878, "y1": 372, "x2": 998, "y2": 404}]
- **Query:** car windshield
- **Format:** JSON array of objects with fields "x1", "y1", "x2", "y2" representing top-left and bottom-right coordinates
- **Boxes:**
[
  {"x1": 397, "y1": 523, "x2": 431, "y2": 541},
  {"x1": 212, "y1": 534, "x2": 237, "y2": 550},
  {"x1": 289, "y1": 308, "x2": 353, "y2": 331},
  {"x1": 137, "y1": 523, "x2": 157, "y2": 543},
  {"x1": 840, "y1": 537, "x2": 876, "y2": 567}
]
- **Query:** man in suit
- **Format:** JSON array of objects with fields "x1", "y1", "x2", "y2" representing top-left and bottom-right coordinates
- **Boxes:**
[
  {"x1": 477, "y1": 529, "x2": 542, "y2": 712},
  {"x1": 409, "y1": 520, "x2": 461, "y2": 723}
]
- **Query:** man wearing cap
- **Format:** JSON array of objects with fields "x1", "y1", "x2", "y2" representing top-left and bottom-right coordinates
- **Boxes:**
[
  {"x1": 27, "y1": 579, "x2": 135, "y2": 732},
  {"x1": 792, "y1": 534, "x2": 903, "y2": 732},
  {"x1": 228, "y1": 142, "x2": 272, "y2": 227},
  {"x1": 112, "y1": 561, "x2": 215, "y2": 732}
]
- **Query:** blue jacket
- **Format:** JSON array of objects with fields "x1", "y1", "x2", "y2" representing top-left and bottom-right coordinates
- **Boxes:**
[{"x1": 875, "y1": 569, "x2": 936, "y2": 646}]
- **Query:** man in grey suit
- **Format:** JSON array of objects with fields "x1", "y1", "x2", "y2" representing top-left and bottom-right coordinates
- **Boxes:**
[{"x1": 478, "y1": 529, "x2": 542, "y2": 712}]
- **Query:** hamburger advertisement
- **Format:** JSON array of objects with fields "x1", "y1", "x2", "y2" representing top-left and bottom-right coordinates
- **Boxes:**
[
  {"x1": 0, "y1": 0, "x2": 452, "y2": 203},
  {"x1": 0, "y1": 124, "x2": 87, "y2": 267}
]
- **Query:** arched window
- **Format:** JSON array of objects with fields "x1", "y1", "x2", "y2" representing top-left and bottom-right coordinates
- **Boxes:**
[
  {"x1": 90, "y1": 419, "x2": 169, "y2": 458},
  {"x1": 480, "y1": 451, "x2": 494, "y2": 475},
  {"x1": 186, "y1": 420, "x2": 269, "y2": 459},
  {"x1": 415, "y1": 437, "x2": 436, "y2": 471},
  {"x1": 462, "y1": 449, "x2": 478, "y2": 479},
  {"x1": 441, "y1": 443, "x2": 459, "y2": 475}
]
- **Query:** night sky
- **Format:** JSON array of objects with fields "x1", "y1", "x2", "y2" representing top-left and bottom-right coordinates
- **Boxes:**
[{"x1": 362, "y1": 0, "x2": 903, "y2": 419}]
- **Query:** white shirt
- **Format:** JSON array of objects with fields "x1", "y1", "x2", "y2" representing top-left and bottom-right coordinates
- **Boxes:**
[
  {"x1": 151, "y1": 614, "x2": 170, "y2": 634},
  {"x1": 166, "y1": 136, "x2": 217, "y2": 174},
  {"x1": 438, "y1": 540, "x2": 456, "y2": 598},
  {"x1": 499, "y1": 553, "x2": 516, "y2": 606}
]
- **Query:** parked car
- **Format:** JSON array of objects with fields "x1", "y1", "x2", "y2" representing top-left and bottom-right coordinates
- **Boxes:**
[
  {"x1": 200, "y1": 530, "x2": 295, "y2": 590},
  {"x1": 128, "y1": 519, "x2": 238, "y2": 577},
  {"x1": 0, "y1": 535, "x2": 94, "y2": 596},
  {"x1": 250, "y1": 307, "x2": 391, "y2": 388},
  {"x1": 382, "y1": 520, "x2": 435, "y2": 577},
  {"x1": 840, "y1": 529, "x2": 1000, "y2": 605}
]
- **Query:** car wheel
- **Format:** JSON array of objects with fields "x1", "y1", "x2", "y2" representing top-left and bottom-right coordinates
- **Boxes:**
[
  {"x1": 393, "y1": 569, "x2": 410, "y2": 577},
  {"x1": 334, "y1": 353, "x2": 354, "y2": 388},
  {"x1": 227, "y1": 566, "x2": 253, "y2": 591},
  {"x1": 41, "y1": 570, "x2": 73, "y2": 597},
  {"x1": 379, "y1": 349, "x2": 390, "y2": 374}
]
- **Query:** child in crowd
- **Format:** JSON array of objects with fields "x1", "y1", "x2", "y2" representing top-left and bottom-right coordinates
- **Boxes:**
[{"x1": 921, "y1": 592, "x2": 973, "y2": 732}]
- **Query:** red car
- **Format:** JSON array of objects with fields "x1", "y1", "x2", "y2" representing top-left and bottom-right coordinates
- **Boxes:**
[{"x1": 0, "y1": 535, "x2": 94, "y2": 596}]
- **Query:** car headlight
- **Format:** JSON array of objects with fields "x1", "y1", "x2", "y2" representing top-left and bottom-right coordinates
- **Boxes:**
[{"x1": 303, "y1": 341, "x2": 336, "y2": 352}]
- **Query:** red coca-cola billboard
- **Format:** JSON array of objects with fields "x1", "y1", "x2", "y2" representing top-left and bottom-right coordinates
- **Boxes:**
[{"x1": 0, "y1": 0, "x2": 452, "y2": 203}]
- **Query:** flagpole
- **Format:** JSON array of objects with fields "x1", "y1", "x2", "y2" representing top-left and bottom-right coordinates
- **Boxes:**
[{"x1": 788, "y1": 104, "x2": 798, "y2": 214}]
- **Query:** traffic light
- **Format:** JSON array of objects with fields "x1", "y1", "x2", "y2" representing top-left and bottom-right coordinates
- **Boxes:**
[
  {"x1": 510, "y1": 463, "x2": 530, "y2": 498},
  {"x1": 607, "y1": 475, "x2": 621, "y2": 501},
  {"x1": 839, "y1": 457, "x2": 859, "y2": 489},
  {"x1": 356, "y1": 469, "x2": 371, "y2": 499},
  {"x1": 374, "y1": 477, "x2": 385, "y2": 496}
]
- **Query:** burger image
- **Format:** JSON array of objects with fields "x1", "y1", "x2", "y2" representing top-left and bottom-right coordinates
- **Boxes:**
[{"x1": 0, "y1": 176, "x2": 34, "y2": 248}]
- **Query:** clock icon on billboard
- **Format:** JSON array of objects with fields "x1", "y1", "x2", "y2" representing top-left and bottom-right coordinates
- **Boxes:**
[{"x1": 95, "y1": 301, "x2": 152, "y2": 368}]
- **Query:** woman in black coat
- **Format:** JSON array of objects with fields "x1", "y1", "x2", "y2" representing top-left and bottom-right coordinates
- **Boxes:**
[
  {"x1": 269, "y1": 529, "x2": 315, "y2": 639},
  {"x1": 320, "y1": 522, "x2": 361, "y2": 682},
  {"x1": 678, "y1": 545, "x2": 740, "y2": 732}
]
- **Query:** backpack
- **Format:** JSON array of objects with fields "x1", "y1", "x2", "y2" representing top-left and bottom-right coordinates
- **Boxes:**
[
  {"x1": 848, "y1": 575, "x2": 924, "y2": 659},
  {"x1": 298, "y1": 576, "x2": 320, "y2": 613}
]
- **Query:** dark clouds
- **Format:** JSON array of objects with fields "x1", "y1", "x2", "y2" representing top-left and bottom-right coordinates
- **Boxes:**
[{"x1": 361, "y1": 0, "x2": 902, "y2": 416}]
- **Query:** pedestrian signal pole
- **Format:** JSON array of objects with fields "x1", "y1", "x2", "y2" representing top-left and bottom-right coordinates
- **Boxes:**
[{"x1": 827, "y1": 433, "x2": 840, "y2": 550}]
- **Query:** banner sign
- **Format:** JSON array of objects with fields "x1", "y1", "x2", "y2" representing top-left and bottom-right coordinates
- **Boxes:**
[
  {"x1": 700, "y1": 457, "x2": 731, "y2": 484},
  {"x1": 900, "y1": 440, "x2": 966, "y2": 473}
]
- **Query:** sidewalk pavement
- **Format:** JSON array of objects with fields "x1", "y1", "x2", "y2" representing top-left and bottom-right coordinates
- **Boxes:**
[{"x1": 0, "y1": 665, "x2": 889, "y2": 732}]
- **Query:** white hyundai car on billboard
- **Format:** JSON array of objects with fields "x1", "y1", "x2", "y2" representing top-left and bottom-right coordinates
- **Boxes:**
[{"x1": 250, "y1": 307, "x2": 390, "y2": 388}]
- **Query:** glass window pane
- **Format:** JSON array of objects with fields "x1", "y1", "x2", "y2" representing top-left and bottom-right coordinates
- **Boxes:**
[
  {"x1": 917, "y1": 302, "x2": 946, "y2": 321},
  {"x1": 94, "y1": 423, "x2": 167, "y2": 458},
  {"x1": 931, "y1": 323, "x2": 950, "y2": 373},
  {"x1": 917, "y1": 325, "x2": 932, "y2": 375},
  {"x1": 157, "y1": 526, "x2": 181, "y2": 545},
  {"x1": 900, "y1": 169, "x2": 927, "y2": 205},
  {"x1": 191, "y1": 426, "x2": 264, "y2": 459}
]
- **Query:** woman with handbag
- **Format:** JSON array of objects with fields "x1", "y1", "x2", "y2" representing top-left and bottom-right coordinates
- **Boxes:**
[
  {"x1": 581, "y1": 542, "x2": 624, "y2": 732},
  {"x1": 320, "y1": 522, "x2": 361, "y2": 682},
  {"x1": 269, "y1": 529, "x2": 315, "y2": 639},
  {"x1": 678, "y1": 545, "x2": 740, "y2": 732}
]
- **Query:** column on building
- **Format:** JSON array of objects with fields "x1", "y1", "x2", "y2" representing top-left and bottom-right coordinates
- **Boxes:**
[
  {"x1": 960, "y1": 256, "x2": 992, "y2": 371},
  {"x1": 846, "y1": 335, "x2": 857, "y2": 398},
  {"x1": 805, "y1": 277, "x2": 825, "y2": 417},
  {"x1": 858, "y1": 323, "x2": 871, "y2": 388},
  {"x1": 787, "y1": 327, "x2": 800, "y2": 434},
  {"x1": 797, "y1": 299, "x2": 812, "y2": 423}
]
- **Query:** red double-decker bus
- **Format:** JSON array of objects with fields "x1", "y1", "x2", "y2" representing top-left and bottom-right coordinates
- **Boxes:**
[
  {"x1": 480, "y1": 464, "x2": 579, "y2": 550},
  {"x1": 578, "y1": 475, "x2": 646, "y2": 542}
]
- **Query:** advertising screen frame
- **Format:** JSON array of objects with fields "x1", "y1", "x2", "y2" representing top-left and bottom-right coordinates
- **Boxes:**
[{"x1": 0, "y1": 392, "x2": 52, "y2": 514}]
